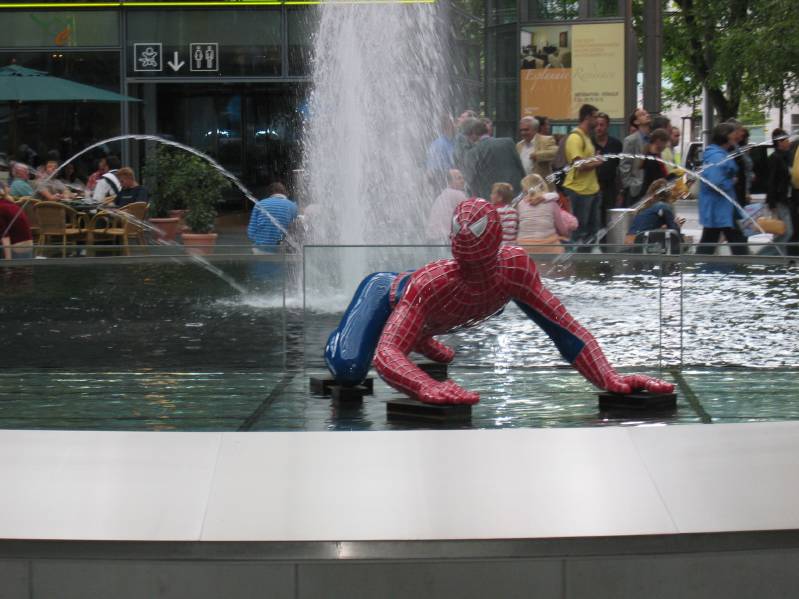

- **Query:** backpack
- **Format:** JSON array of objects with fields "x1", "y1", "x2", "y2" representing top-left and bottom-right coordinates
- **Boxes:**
[
  {"x1": 551, "y1": 131, "x2": 584, "y2": 187},
  {"x1": 551, "y1": 131, "x2": 585, "y2": 170}
]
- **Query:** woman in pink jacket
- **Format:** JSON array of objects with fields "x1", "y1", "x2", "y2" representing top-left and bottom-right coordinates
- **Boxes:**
[{"x1": 516, "y1": 174, "x2": 577, "y2": 253}]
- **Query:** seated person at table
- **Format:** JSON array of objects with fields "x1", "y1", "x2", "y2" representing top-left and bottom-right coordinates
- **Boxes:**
[
  {"x1": 90, "y1": 155, "x2": 122, "y2": 204},
  {"x1": 34, "y1": 159, "x2": 71, "y2": 202},
  {"x1": 113, "y1": 167, "x2": 148, "y2": 208},
  {"x1": 61, "y1": 163, "x2": 85, "y2": 194},
  {"x1": 0, "y1": 187, "x2": 33, "y2": 259},
  {"x1": 9, "y1": 163, "x2": 34, "y2": 198},
  {"x1": 625, "y1": 178, "x2": 685, "y2": 247},
  {"x1": 86, "y1": 157, "x2": 108, "y2": 193}
]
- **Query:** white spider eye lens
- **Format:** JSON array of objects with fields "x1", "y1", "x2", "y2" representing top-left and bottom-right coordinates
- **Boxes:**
[
  {"x1": 452, "y1": 215, "x2": 461, "y2": 235},
  {"x1": 468, "y1": 215, "x2": 488, "y2": 237}
]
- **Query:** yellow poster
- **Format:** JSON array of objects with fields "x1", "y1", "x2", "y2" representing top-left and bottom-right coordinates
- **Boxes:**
[
  {"x1": 520, "y1": 69, "x2": 571, "y2": 119},
  {"x1": 571, "y1": 23, "x2": 625, "y2": 119},
  {"x1": 520, "y1": 22, "x2": 624, "y2": 120}
]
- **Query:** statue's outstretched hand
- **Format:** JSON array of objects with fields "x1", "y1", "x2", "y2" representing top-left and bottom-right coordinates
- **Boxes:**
[
  {"x1": 604, "y1": 373, "x2": 674, "y2": 394},
  {"x1": 418, "y1": 380, "x2": 480, "y2": 405}
]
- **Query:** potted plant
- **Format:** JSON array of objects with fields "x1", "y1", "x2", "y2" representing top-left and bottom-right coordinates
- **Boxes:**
[
  {"x1": 143, "y1": 147, "x2": 183, "y2": 241},
  {"x1": 143, "y1": 147, "x2": 229, "y2": 248},
  {"x1": 179, "y1": 156, "x2": 230, "y2": 255}
]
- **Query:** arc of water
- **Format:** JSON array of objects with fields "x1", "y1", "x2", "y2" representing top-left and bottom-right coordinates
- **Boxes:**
[
  {"x1": 535, "y1": 152, "x2": 785, "y2": 272},
  {"x1": 3, "y1": 134, "x2": 297, "y2": 294},
  {"x1": 560, "y1": 153, "x2": 768, "y2": 236},
  {"x1": 697, "y1": 134, "x2": 798, "y2": 173},
  {"x1": 35, "y1": 134, "x2": 301, "y2": 254},
  {"x1": 2, "y1": 145, "x2": 256, "y2": 294}
]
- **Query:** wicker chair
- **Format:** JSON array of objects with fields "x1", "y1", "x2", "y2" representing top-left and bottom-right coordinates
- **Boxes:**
[
  {"x1": 34, "y1": 201, "x2": 85, "y2": 257},
  {"x1": 86, "y1": 202, "x2": 149, "y2": 256},
  {"x1": 15, "y1": 197, "x2": 41, "y2": 239}
]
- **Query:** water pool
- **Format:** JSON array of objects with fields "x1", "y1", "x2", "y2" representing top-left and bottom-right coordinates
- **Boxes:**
[
  {"x1": 1, "y1": 250, "x2": 797, "y2": 431},
  {"x1": 2, "y1": 367, "x2": 797, "y2": 431}
]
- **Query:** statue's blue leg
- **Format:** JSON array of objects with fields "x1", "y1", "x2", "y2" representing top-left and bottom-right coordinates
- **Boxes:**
[{"x1": 325, "y1": 272, "x2": 398, "y2": 385}]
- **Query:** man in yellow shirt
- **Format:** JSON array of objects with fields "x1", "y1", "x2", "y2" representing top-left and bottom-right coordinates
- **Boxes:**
[{"x1": 563, "y1": 104, "x2": 603, "y2": 249}]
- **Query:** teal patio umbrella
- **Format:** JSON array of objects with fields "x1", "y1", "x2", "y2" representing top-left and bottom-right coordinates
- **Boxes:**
[
  {"x1": 0, "y1": 64, "x2": 139, "y2": 102},
  {"x1": 0, "y1": 64, "x2": 139, "y2": 152}
]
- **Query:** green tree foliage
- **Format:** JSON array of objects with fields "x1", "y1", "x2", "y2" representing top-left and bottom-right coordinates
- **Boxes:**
[{"x1": 634, "y1": 0, "x2": 799, "y2": 121}]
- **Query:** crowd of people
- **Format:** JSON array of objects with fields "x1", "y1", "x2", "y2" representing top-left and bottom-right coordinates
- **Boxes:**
[
  {"x1": 5, "y1": 107, "x2": 799, "y2": 260},
  {"x1": 2, "y1": 151, "x2": 148, "y2": 206},
  {"x1": 0, "y1": 149, "x2": 150, "y2": 258},
  {"x1": 425, "y1": 103, "x2": 799, "y2": 256}
]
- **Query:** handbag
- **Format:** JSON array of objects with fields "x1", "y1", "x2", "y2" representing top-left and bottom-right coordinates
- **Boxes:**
[{"x1": 756, "y1": 216, "x2": 786, "y2": 236}]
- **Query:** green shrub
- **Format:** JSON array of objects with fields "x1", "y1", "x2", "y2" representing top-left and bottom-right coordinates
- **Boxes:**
[{"x1": 143, "y1": 147, "x2": 230, "y2": 232}]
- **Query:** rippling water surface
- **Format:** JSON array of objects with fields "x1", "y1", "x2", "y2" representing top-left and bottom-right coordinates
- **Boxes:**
[{"x1": 1, "y1": 258, "x2": 797, "y2": 431}]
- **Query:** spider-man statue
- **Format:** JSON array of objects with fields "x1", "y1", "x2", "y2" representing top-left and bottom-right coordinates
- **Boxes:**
[{"x1": 325, "y1": 198, "x2": 673, "y2": 404}]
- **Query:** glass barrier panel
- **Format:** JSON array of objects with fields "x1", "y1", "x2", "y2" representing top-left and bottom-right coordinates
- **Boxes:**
[{"x1": 0, "y1": 250, "x2": 289, "y2": 372}]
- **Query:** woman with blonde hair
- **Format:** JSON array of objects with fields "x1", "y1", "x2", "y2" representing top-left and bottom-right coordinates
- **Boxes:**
[
  {"x1": 624, "y1": 178, "x2": 685, "y2": 249},
  {"x1": 516, "y1": 173, "x2": 577, "y2": 254}
]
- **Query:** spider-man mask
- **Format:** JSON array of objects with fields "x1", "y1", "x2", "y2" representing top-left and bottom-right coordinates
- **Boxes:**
[{"x1": 450, "y1": 198, "x2": 502, "y2": 267}]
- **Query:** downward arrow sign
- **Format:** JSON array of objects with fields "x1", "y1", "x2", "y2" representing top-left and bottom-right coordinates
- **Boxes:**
[{"x1": 167, "y1": 51, "x2": 185, "y2": 72}]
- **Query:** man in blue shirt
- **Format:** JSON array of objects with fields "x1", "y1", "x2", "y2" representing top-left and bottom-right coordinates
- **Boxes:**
[
  {"x1": 247, "y1": 182, "x2": 298, "y2": 251},
  {"x1": 425, "y1": 115, "x2": 455, "y2": 188},
  {"x1": 9, "y1": 163, "x2": 34, "y2": 198}
]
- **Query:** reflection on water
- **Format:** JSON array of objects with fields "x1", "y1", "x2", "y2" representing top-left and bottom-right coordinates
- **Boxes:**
[
  {"x1": 0, "y1": 257, "x2": 797, "y2": 431},
  {"x1": 302, "y1": 260, "x2": 799, "y2": 370}
]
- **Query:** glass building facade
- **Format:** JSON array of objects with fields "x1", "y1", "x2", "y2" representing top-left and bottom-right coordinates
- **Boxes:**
[
  {"x1": 0, "y1": 3, "x2": 482, "y2": 200},
  {"x1": 0, "y1": 6, "x2": 316, "y2": 199}
]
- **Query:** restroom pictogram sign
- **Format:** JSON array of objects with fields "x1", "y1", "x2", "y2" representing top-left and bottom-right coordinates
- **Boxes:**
[{"x1": 190, "y1": 43, "x2": 219, "y2": 72}]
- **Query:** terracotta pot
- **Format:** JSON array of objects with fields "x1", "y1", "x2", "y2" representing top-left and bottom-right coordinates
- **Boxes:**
[
  {"x1": 181, "y1": 232, "x2": 218, "y2": 256},
  {"x1": 168, "y1": 209, "x2": 190, "y2": 234},
  {"x1": 150, "y1": 217, "x2": 181, "y2": 242}
]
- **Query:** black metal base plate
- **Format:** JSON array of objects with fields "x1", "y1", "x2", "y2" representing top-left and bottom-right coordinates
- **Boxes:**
[
  {"x1": 416, "y1": 362, "x2": 449, "y2": 382},
  {"x1": 598, "y1": 391, "x2": 677, "y2": 411},
  {"x1": 387, "y1": 398, "x2": 472, "y2": 422},
  {"x1": 310, "y1": 377, "x2": 373, "y2": 396},
  {"x1": 329, "y1": 384, "x2": 371, "y2": 403}
]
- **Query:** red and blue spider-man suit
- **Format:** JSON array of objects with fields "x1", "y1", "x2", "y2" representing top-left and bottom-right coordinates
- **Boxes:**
[{"x1": 325, "y1": 198, "x2": 673, "y2": 404}]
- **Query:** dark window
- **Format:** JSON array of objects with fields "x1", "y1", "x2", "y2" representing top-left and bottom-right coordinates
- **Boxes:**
[
  {"x1": 451, "y1": 10, "x2": 483, "y2": 82},
  {"x1": 150, "y1": 83, "x2": 307, "y2": 198},
  {"x1": 489, "y1": 0, "x2": 517, "y2": 25},
  {"x1": 489, "y1": 27, "x2": 517, "y2": 79},
  {"x1": 1, "y1": 11, "x2": 119, "y2": 47},
  {"x1": 535, "y1": 0, "x2": 579, "y2": 20},
  {"x1": 488, "y1": 79, "x2": 517, "y2": 138},
  {"x1": 126, "y1": 10, "x2": 281, "y2": 77},
  {"x1": 0, "y1": 51, "x2": 122, "y2": 175},
  {"x1": 288, "y1": 9, "x2": 317, "y2": 77},
  {"x1": 590, "y1": 0, "x2": 620, "y2": 17}
]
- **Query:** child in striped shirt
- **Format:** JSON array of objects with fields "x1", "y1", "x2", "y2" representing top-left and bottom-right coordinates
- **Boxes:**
[{"x1": 489, "y1": 182, "x2": 518, "y2": 245}]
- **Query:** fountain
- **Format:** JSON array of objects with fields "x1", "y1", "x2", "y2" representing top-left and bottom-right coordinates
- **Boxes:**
[
  {"x1": 300, "y1": 1, "x2": 450, "y2": 303},
  {"x1": 3, "y1": 9, "x2": 799, "y2": 592},
  {"x1": 304, "y1": 2, "x2": 447, "y2": 246}
]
